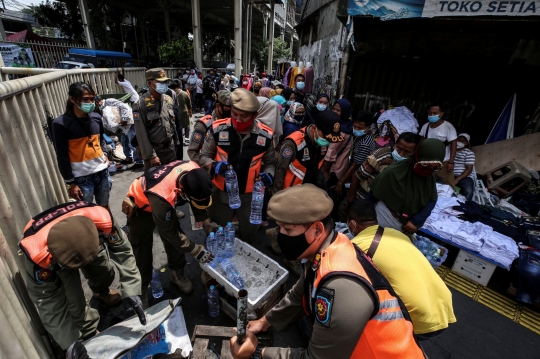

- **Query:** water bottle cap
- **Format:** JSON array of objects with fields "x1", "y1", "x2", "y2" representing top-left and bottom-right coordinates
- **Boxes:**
[
  {"x1": 227, "y1": 222, "x2": 232, "y2": 226},
  {"x1": 218, "y1": 227, "x2": 223, "y2": 230},
  {"x1": 210, "y1": 285, "x2": 215, "y2": 290},
  {"x1": 210, "y1": 232, "x2": 215, "y2": 236}
]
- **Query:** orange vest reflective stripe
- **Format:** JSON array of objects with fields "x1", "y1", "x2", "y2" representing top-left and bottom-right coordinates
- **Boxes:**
[
  {"x1": 144, "y1": 160, "x2": 200, "y2": 207},
  {"x1": 196, "y1": 114, "x2": 213, "y2": 129},
  {"x1": 127, "y1": 176, "x2": 152, "y2": 212},
  {"x1": 282, "y1": 127, "x2": 326, "y2": 190},
  {"x1": 211, "y1": 118, "x2": 273, "y2": 193},
  {"x1": 304, "y1": 233, "x2": 425, "y2": 359},
  {"x1": 19, "y1": 202, "x2": 112, "y2": 269}
]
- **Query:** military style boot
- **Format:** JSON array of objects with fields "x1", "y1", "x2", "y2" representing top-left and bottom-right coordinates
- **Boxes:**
[
  {"x1": 92, "y1": 288, "x2": 121, "y2": 305},
  {"x1": 170, "y1": 269, "x2": 194, "y2": 294}
]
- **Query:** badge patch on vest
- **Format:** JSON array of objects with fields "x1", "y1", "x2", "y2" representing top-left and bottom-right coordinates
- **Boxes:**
[
  {"x1": 256, "y1": 135, "x2": 266, "y2": 146},
  {"x1": 107, "y1": 229, "x2": 122, "y2": 245},
  {"x1": 35, "y1": 267, "x2": 55, "y2": 283},
  {"x1": 133, "y1": 111, "x2": 140, "y2": 120},
  {"x1": 205, "y1": 131, "x2": 211, "y2": 141},
  {"x1": 193, "y1": 131, "x2": 203, "y2": 143},
  {"x1": 303, "y1": 148, "x2": 310, "y2": 160},
  {"x1": 219, "y1": 131, "x2": 229, "y2": 142},
  {"x1": 282, "y1": 148, "x2": 293, "y2": 159},
  {"x1": 315, "y1": 288, "x2": 334, "y2": 328},
  {"x1": 165, "y1": 208, "x2": 173, "y2": 221}
]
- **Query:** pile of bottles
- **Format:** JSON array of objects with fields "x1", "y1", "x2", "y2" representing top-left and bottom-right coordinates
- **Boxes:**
[
  {"x1": 414, "y1": 236, "x2": 448, "y2": 269},
  {"x1": 206, "y1": 223, "x2": 245, "y2": 289},
  {"x1": 224, "y1": 166, "x2": 265, "y2": 224}
]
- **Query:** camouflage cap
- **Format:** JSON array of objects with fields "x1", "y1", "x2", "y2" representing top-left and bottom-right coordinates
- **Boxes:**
[
  {"x1": 217, "y1": 90, "x2": 231, "y2": 106},
  {"x1": 146, "y1": 68, "x2": 170, "y2": 82}
]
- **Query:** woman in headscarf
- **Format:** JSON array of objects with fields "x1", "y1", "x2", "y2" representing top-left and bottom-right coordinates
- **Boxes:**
[
  {"x1": 333, "y1": 98, "x2": 353, "y2": 134},
  {"x1": 282, "y1": 102, "x2": 305, "y2": 137},
  {"x1": 305, "y1": 93, "x2": 331, "y2": 126},
  {"x1": 270, "y1": 94, "x2": 287, "y2": 124},
  {"x1": 257, "y1": 96, "x2": 283, "y2": 145},
  {"x1": 269, "y1": 88, "x2": 282, "y2": 98},
  {"x1": 259, "y1": 87, "x2": 272, "y2": 99},
  {"x1": 368, "y1": 138, "x2": 445, "y2": 236}
]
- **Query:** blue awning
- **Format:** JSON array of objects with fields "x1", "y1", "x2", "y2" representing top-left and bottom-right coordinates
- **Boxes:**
[{"x1": 68, "y1": 48, "x2": 132, "y2": 59}]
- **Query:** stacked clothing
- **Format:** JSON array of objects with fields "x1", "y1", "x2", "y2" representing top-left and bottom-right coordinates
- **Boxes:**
[
  {"x1": 451, "y1": 222, "x2": 492, "y2": 252},
  {"x1": 479, "y1": 231, "x2": 519, "y2": 270},
  {"x1": 432, "y1": 197, "x2": 463, "y2": 216},
  {"x1": 436, "y1": 183, "x2": 455, "y2": 199},
  {"x1": 423, "y1": 213, "x2": 464, "y2": 239}
]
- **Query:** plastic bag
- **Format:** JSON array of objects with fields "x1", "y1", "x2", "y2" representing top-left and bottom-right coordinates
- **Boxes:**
[{"x1": 102, "y1": 106, "x2": 122, "y2": 132}]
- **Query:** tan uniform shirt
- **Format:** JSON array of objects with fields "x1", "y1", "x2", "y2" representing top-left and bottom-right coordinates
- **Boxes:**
[
  {"x1": 264, "y1": 232, "x2": 376, "y2": 359},
  {"x1": 272, "y1": 139, "x2": 296, "y2": 193},
  {"x1": 199, "y1": 119, "x2": 276, "y2": 178},
  {"x1": 133, "y1": 91, "x2": 180, "y2": 160},
  {"x1": 188, "y1": 110, "x2": 219, "y2": 165}
]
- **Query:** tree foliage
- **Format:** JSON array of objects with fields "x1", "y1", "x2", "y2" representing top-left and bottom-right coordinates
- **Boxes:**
[
  {"x1": 157, "y1": 37, "x2": 194, "y2": 65},
  {"x1": 29, "y1": 0, "x2": 84, "y2": 43},
  {"x1": 252, "y1": 37, "x2": 292, "y2": 71}
]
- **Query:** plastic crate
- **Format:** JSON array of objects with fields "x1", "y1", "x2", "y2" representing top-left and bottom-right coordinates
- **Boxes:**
[{"x1": 202, "y1": 239, "x2": 289, "y2": 311}]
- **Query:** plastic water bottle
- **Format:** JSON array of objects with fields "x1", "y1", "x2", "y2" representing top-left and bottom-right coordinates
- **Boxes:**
[
  {"x1": 220, "y1": 258, "x2": 245, "y2": 289},
  {"x1": 223, "y1": 222, "x2": 236, "y2": 258},
  {"x1": 207, "y1": 285, "x2": 220, "y2": 317},
  {"x1": 249, "y1": 180, "x2": 265, "y2": 224},
  {"x1": 225, "y1": 166, "x2": 241, "y2": 209},
  {"x1": 206, "y1": 232, "x2": 217, "y2": 255},
  {"x1": 215, "y1": 227, "x2": 226, "y2": 258},
  {"x1": 151, "y1": 268, "x2": 164, "y2": 299}
]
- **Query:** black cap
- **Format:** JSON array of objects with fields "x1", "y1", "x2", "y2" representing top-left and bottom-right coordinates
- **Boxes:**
[
  {"x1": 314, "y1": 110, "x2": 344, "y2": 143},
  {"x1": 183, "y1": 168, "x2": 213, "y2": 207}
]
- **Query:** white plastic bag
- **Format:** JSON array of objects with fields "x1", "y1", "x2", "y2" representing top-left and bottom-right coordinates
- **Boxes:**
[{"x1": 102, "y1": 106, "x2": 122, "y2": 132}]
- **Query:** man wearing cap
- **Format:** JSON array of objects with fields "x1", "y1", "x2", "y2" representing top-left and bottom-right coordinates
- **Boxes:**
[
  {"x1": 19, "y1": 202, "x2": 145, "y2": 358},
  {"x1": 229, "y1": 184, "x2": 425, "y2": 359},
  {"x1": 124, "y1": 160, "x2": 214, "y2": 302},
  {"x1": 133, "y1": 68, "x2": 181, "y2": 172},
  {"x1": 199, "y1": 88, "x2": 275, "y2": 243},
  {"x1": 267, "y1": 110, "x2": 344, "y2": 276},
  {"x1": 188, "y1": 90, "x2": 232, "y2": 165}
]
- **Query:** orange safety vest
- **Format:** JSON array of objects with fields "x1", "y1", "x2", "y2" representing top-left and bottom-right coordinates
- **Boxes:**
[
  {"x1": 19, "y1": 202, "x2": 112, "y2": 269},
  {"x1": 303, "y1": 233, "x2": 425, "y2": 359},
  {"x1": 282, "y1": 127, "x2": 326, "y2": 189},
  {"x1": 196, "y1": 114, "x2": 213, "y2": 130},
  {"x1": 143, "y1": 160, "x2": 200, "y2": 207},
  {"x1": 127, "y1": 176, "x2": 152, "y2": 212},
  {"x1": 211, "y1": 118, "x2": 273, "y2": 193}
]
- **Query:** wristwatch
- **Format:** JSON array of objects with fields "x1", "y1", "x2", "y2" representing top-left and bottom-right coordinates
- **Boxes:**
[{"x1": 251, "y1": 344, "x2": 266, "y2": 359}]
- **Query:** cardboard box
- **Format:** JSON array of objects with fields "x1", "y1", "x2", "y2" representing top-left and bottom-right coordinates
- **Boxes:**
[{"x1": 452, "y1": 249, "x2": 497, "y2": 286}]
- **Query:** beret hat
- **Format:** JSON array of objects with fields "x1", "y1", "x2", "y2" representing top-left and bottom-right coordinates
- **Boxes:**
[{"x1": 268, "y1": 184, "x2": 333, "y2": 224}]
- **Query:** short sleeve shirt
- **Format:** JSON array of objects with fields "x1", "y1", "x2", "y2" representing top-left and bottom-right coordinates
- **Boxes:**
[
  {"x1": 351, "y1": 134, "x2": 376, "y2": 166},
  {"x1": 419, "y1": 121, "x2": 457, "y2": 162}
]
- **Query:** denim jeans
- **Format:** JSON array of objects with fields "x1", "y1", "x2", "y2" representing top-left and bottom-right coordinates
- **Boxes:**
[
  {"x1": 516, "y1": 248, "x2": 540, "y2": 304},
  {"x1": 205, "y1": 100, "x2": 214, "y2": 115},
  {"x1": 74, "y1": 169, "x2": 111, "y2": 206},
  {"x1": 175, "y1": 121, "x2": 183, "y2": 160},
  {"x1": 456, "y1": 176, "x2": 474, "y2": 201},
  {"x1": 121, "y1": 126, "x2": 143, "y2": 164}
]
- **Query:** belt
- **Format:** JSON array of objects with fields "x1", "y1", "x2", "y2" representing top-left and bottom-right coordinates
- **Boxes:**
[{"x1": 151, "y1": 139, "x2": 171, "y2": 149}]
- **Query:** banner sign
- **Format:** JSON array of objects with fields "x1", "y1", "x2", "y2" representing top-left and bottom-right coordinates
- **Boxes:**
[
  {"x1": 348, "y1": 0, "x2": 540, "y2": 20},
  {"x1": 0, "y1": 43, "x2": 36, "y2": 67}
]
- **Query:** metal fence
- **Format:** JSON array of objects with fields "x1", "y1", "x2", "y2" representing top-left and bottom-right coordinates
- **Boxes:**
[
  {"x1": 0, "y1": 65, "x2": 180, "y2": 358},
  {"x1": 1, "y1": 39, "x2": 86, "y2": 69}
]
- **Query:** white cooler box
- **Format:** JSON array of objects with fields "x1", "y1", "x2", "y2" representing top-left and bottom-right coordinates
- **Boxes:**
[{"x1": 202, "y1": 238, "x2": 289, "y2": 311}]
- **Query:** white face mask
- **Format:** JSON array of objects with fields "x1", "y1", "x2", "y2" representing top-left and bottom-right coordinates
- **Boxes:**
[{"x1": 457, "y1": 142, "x2": 465, "y2": 149}]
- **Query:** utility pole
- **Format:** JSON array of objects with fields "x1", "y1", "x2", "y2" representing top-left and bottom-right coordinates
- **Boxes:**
[
  {"x1": 78, "y1": 0, "x2": 96, "y2": 49},
  {"x1": 247, "y1": 1, "x2": 253, "y2": 74},
  {"x1": 234, "y1": 0, "x2": 242, "y2": 76},
  {"x1": 191, "y1": 0, "x2": 203, "y2": 69},
  {"x1": 267, "y1": 0, "x2": 275, "y2": 74}
]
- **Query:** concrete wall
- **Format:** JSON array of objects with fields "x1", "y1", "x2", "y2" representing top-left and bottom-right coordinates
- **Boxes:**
[{"x1": 297, "y1": 0, "x2": 345, "y2": 99}]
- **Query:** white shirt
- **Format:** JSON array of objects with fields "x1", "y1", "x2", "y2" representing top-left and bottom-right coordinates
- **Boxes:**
[
  {"x1": 419, "y1": 121, "x2": 457, "y2": 162},
  {"x1": 117, "y1": 79, "x2": 140, "y2": 103},
  {"x1": 196, "y1": 78, "x2": 203, "y2": 94}
]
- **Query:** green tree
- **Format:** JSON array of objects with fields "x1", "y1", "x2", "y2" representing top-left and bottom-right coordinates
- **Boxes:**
[
  {"x1": 28, "y1": 0, "x2": 84, "y2": 43},
  {"x1": 252, "y1": 37, "x2": 292, "y2": 71},
  {"x1": 157, "y1": 37, "x2": 194, "y2": 65}
]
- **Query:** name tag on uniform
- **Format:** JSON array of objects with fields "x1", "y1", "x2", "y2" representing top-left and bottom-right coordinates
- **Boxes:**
[
  {"x1": 303, "y1": 148, "x2": 310, "y2": 160},
  {"x1": 256, "y1": 135, "x2": 266, "y2": 146},
  {"x1": 219, "y1": 132, "x2": 229, "y2": 141},
  {"x1": 218, "y1": 142, "x2": 230, "y2": 146},
  {"x1": 147, "y1": 111, "x2": 160, "y2": 121}
]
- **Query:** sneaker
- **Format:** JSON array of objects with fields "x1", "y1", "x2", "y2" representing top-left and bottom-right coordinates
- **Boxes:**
[
  {"x1": 170, "y1": 269, "x2": 194, "y2": 294},
  {"x1": 92, "y1": 288, "x2": 121, "y2": 306},
  {"x1": 266, "y1": 227, "x2": 282, "y2": 254},
  {"x1": 131, "y1": 163, "x2": 144, "y2": 170},
  {"x1": 140, "y1": 287, "x2": 149, "y2": 310},
  {"x1": 284, "y1": 259, "x2": 303, "y2": 277},
  {"x1": 121, "y1": 158, "x2": 134, "y2": 165},
  {"x1": 184, "y1": 138, "x2": 190, "y2": 145}
]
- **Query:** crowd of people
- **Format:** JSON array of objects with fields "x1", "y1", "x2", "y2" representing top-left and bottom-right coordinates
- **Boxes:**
[{"x1": 20, "y1": 63, "x2": 477, "y2": 359}]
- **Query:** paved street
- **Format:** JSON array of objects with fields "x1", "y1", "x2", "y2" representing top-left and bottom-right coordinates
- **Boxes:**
[{"x1": 94, "y1": 118, "x2": 540, "y2": 358}]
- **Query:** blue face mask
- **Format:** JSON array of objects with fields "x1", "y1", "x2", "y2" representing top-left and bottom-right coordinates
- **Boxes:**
[
  {"x1": 155, "y1": 82, "x2": 169, "y2": 94},
  {"x1": 79, "y1": 102, "x2": 95, "y2": 114},
  {"x1": 296, "y1": 81, "x2": 305, "y2": 90},
  {"x1": 286, "y1": 100, "x2": 294, "y2": 106},
  {"x1": 99, "y1": 105, "x2": 105, "y2": 111},
  {"x1": 316, "y1": 103, "x2": 327, "y2": 111},
  {"x1": 353, "y1": 130, "x2": 365, "y2": 137},
  {"x1": 428, "y1": 115, "x2": 440, "y2": 123},
  {"x1": 391, "y1": 148, "x2": 408, "y2": 162}
]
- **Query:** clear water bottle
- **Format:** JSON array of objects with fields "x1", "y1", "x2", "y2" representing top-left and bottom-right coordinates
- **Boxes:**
[
  {"x1": 225, "y1": 166, "x2": 241, "y2": 209},
  {"x1": 151, "y1": 268, "x2": 164, "y2": 299},
  {"x1": 215, "y1": 227, "x2": 226, "y2": 258},
  {"x1": 220, "y1": 258, "x2": 245, "y2": 289},
  {"x1": 223, "y1": 222, "x2": 235, "y2": 258},
  {"x1": 206, "y1": 232, "x2": 217, "y2": 255},
  {"x1": 249, "y1": 180, "x2": 265, "y2": 224},
  {"x1": 207, "y1": 285, "x2": 220, "y2": 317}
]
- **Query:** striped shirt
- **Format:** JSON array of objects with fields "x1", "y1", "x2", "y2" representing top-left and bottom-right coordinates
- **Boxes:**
[
  {"x1": 453, "y1": 148, "x2": 476, "y2": 179},
  {"x1": 351, "y1": 134, "x2": 376, "y2": 166}
]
